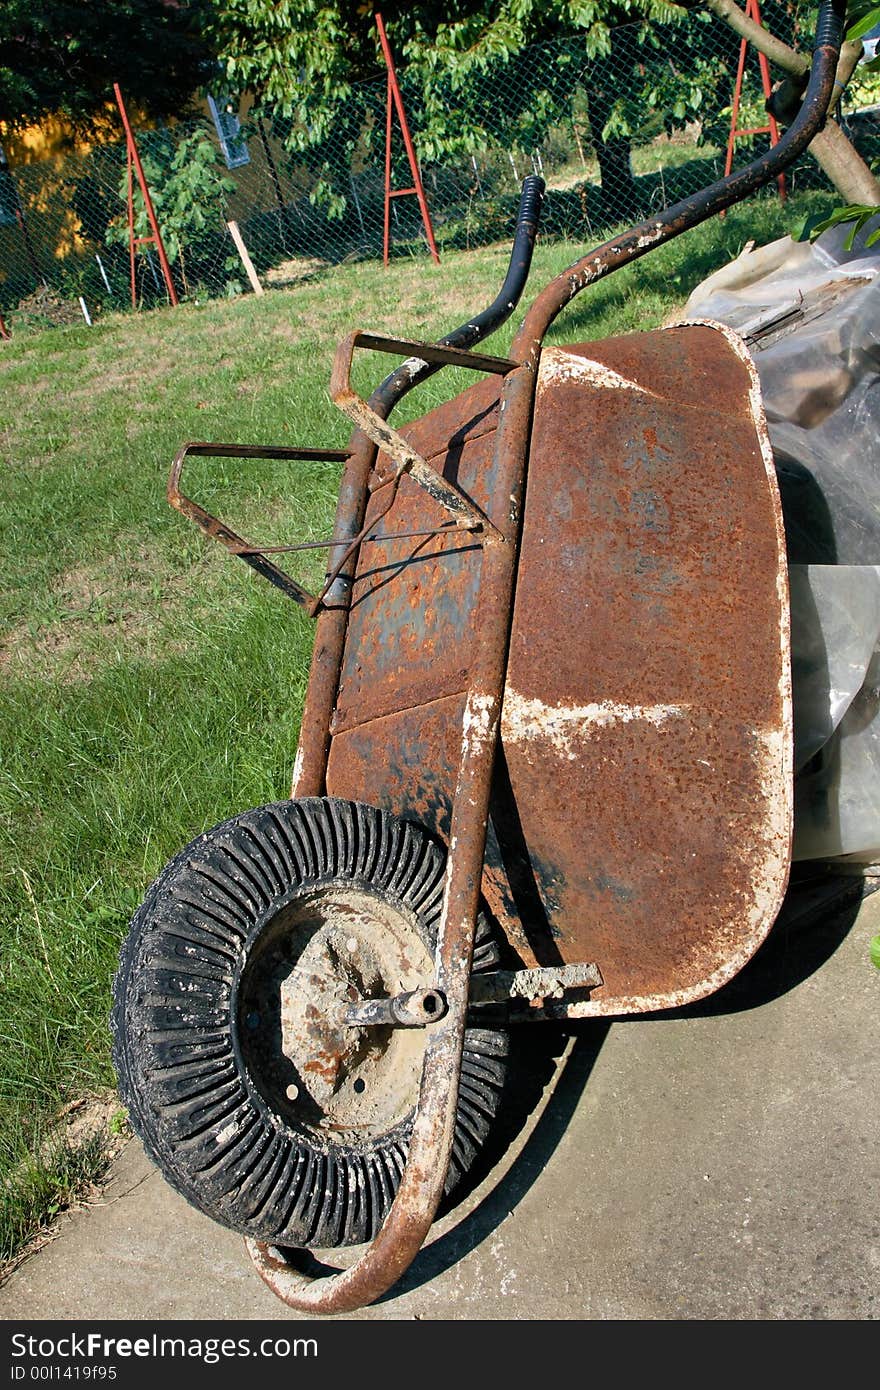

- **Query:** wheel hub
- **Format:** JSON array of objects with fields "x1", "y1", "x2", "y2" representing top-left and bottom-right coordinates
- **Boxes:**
[{"x1": 240, "y1": 887, "x2": 435, "y2": 1143}]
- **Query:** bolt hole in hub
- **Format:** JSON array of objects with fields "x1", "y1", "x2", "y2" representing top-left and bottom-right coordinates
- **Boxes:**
[{"x1": 235, "y1": 887, "x2": 433, "y2": 1144}]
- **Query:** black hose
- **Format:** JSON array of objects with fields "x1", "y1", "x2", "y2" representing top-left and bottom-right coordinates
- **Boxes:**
[
  {"x1": 515, "y1": 0, "x2": 847, "y2": 348},
  {"x1": 444, "y1": 174, "x2": 545, "y2": 351},
  {"x1": 370, "y1": 174, "x2": 545, "y2": 416},
  {"x1": 815, "y1": 0, "x2": 846, "y2": 50}
]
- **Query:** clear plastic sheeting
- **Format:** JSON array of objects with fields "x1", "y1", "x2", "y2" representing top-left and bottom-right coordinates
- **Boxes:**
[
  {"x1": 682, "y1": 218, "x2": 880, "y2": 862},
  {"x1": 789, "y1": 565, "x2": 880, "y2": 860}
]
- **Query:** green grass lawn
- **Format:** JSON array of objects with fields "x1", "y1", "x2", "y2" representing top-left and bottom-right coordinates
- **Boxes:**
[{"x1": 0, "y1": 188, "x2": 833, "y2": 1265}]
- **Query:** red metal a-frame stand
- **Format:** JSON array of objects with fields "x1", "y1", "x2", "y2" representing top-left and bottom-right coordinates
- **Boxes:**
[
  {"x1": 376, "y1": 13, "x2": 440, "y2": 266},
  {"x1": 113, "y1": 83, "x2": 179, "y2": 308},
  {"x1": 723, "y1": 0, "x2": 786, "y2": 203}
]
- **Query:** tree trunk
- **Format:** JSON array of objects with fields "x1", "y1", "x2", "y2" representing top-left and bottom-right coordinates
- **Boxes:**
[
  {"x1": 587, "y1": 29, "x2": 642, "y2": 224},
  {"x1": 703, "y1": 0, "x2": 880, "y2": 204},
  {"x1": 810, "y1": 119, "x2": 880, "y2": 203},
  {"x1": 593, "y1": 132, "x2": 640, "y2": 221}
]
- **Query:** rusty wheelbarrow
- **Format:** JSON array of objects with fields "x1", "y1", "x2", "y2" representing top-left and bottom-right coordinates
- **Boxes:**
[{"x1": 111, "y1": 2, "x2": 848, "y2": 1313}]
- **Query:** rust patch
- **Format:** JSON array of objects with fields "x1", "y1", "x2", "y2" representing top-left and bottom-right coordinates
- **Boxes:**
[
  {"x1": 500, "y1": 324, "x2": 792, "y2": 1010},
  {"x1": 326, "y1": 326, "x2": 793, "y2": 1004}
]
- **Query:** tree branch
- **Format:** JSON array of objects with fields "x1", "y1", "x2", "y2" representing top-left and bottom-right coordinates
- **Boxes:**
[
  {"x1": 702, "y1": 0, "x2": 880, "y2": 204},
  {"x1": 703, "y1": 0, "x2": 864, "y2": 82},
  {"x1": 703, "y1": 0, "x2": 813, "y2": 75}
]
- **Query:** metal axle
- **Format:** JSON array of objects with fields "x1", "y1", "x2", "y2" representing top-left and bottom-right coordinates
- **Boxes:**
[{"x1": 344, "y1": 962, "x2": 604, "y2": 1028}]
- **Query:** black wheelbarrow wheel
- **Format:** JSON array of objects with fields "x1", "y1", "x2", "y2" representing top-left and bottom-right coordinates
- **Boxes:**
[{"x1": 111, "y1": 797, "x2": 507, "y2": 1249}]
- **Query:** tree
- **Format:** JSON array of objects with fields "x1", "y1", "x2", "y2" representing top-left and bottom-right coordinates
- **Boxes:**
[
  {"x1": 208, "y1": 2, "x2": 730, "y2": 222},
  {"x1": 209, "y1": 3, "x2": 876, "y2": 223},
  {"x1": 0, "y1": 1, "x2": 216, "y2": 133},
  {"x1": 105, "y1": 125, "x2": 239, "y2": 296}
]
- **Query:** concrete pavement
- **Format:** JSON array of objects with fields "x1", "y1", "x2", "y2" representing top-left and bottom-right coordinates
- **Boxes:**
[{"x1": 1, "y1": 881, "x2": 878, "y2": 1321}]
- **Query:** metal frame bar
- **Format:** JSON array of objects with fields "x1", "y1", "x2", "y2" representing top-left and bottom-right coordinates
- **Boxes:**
[
  {"x1": 329, "y1": 330, "x2": 511, "y2": 536},
  {"x1": 167, "y1": 441, "x2": 349, "y2": 608}
]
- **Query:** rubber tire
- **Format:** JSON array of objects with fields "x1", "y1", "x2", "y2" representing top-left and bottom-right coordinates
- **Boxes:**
[{"x1": 111, "y1": 797, "x2": 508, "y2": 1249}]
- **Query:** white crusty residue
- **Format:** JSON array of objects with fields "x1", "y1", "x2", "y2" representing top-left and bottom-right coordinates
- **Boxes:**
[
  {"x1": 751, "y1": 723, "x2": 792, "y2": 881},
  {"x1": 501, "y1": 689, "x2": 689, "y2": 760},
  {"x1": 401, "y1": 354, "x2": 429, "y2": 381},
  {"x1": 462, "y1": 691, "x2": 497, "y2": 758},
  {"x1": 215, "y1": 1122, "x2": 238, "y2": 1146},
  {"x1": 636, "y1": 225, "x2": 664, "y2": 250},
  {"x1": 290, "y1": 743, "x2": 305, "y2": 796},
  {"x1": 537, "y1": 346, "x2": 653, "y2": 397}
]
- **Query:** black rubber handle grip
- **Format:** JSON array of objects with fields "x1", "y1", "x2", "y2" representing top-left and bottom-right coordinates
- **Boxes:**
[{"x1": 814, "y1": 0, "x2": 846, "y2": 51}]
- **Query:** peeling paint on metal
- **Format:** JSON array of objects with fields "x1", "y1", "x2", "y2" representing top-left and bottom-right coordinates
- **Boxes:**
[
  {"x1": 290, "y1": 743, "x2": 305, "y2": 797},
  {"x1": 501, "y1": 689, "x2": 690, "y2": 759},
  {"x1": 538, "y1": 346, "x2": 653, "y2": 396},
  {"x1": 462, "y1": 692, "x2": 497, "y2": 759},
  {"x1": 635, "y1": 225, "x2": 664, "y2": 249}
]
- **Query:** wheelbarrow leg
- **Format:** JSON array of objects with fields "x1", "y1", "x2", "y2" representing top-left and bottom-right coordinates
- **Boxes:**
[{"x1": 246, "y1": 362, "x2": 536, "y2": 1312}]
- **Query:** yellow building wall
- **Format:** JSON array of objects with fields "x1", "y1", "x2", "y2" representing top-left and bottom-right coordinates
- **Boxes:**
[
  {"x1": 0, "y1": 108, "x2": 128, "y2": 296},
  {"x1": 0, "y1": 99, "x2": 301, "y2": 302}
]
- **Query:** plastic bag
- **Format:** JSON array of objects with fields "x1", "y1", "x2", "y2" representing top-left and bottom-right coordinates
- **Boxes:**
[{"x1": 683, "y1": 218, "x2": 880, "y2": 861}]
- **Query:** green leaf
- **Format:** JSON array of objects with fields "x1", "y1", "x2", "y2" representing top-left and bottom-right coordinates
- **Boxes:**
[
  {"x1": 794, "y1": 202, "x2": 880, "y2": 245},
  {"x1": 846, "y1": 6, "x2": 880, "y2": 43},
  {"x1": 870, "y1": 934, "x2": 880, "y2": 970},
  {"x1": 793, "y1": 211, "x2": 833, "y2": 242}
]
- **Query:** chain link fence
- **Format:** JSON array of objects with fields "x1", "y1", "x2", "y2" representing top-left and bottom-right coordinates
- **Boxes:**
[{"x1": 1, "y1": 11, "x2": 877, "y2": 333}]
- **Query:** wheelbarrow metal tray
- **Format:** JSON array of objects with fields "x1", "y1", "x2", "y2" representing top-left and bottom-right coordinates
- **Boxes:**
[{"x1": 327, "y1": 319, "x2": 793, "y2": 1014}]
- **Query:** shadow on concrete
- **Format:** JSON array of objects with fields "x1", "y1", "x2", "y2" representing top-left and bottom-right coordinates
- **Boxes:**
[
  {"x1": 384, "y1": 1020, "x2": 611, "y2": 1301},
  {"x1": 383, "y1": 873, "x2": 874, "y2": 1298},
  {"x1": 286, "y1": 1019, "x2": 611, "y2": 1299}
]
